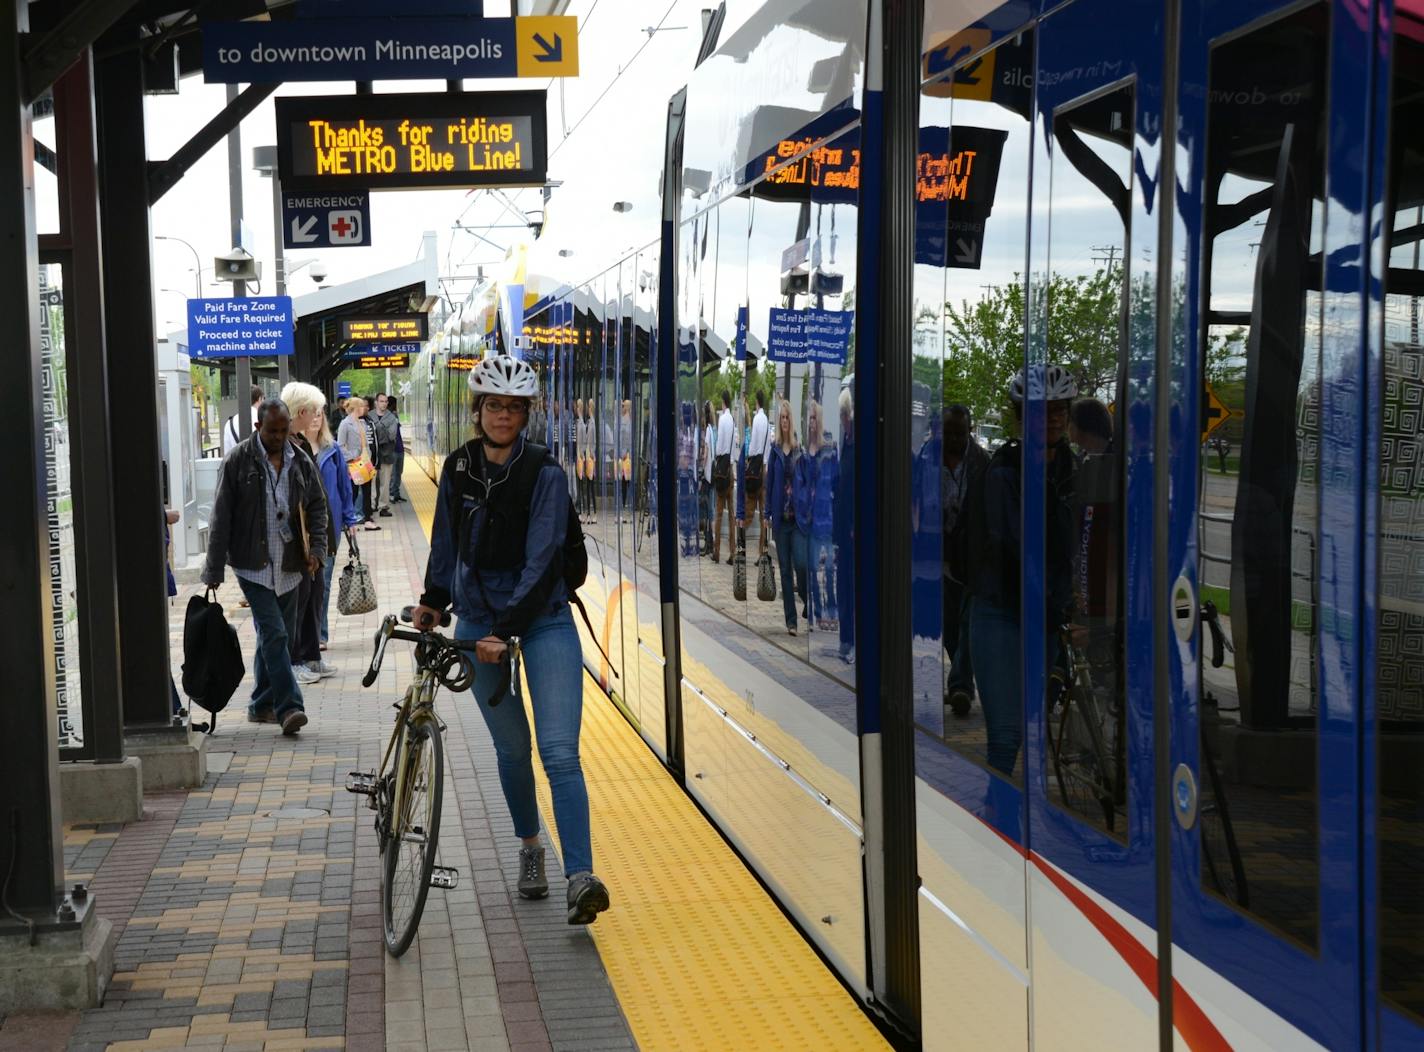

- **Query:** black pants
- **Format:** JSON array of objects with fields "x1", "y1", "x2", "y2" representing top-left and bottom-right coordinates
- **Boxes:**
[{"x1": 290, "y1": 569, "x2": 323, "y2": 665}]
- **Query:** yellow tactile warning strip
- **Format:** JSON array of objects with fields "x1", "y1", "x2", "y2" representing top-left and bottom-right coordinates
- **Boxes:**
[{"x1": 407, "y1": 468, "x2": 889, "y2": 1051}]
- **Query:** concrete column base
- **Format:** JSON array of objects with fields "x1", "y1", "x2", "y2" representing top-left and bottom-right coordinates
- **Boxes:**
[
  {"x1": 58, "y1": 756, "x2": 143, "y2": 824},
  {"x1": 125, "y1": 727, "x2": 208, "y2": 790},
  {"x1": 0, "y1": 904, "x2": 116, "y2": 1013}
]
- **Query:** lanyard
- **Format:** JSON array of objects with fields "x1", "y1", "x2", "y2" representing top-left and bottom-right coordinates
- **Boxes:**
[{"x1": 265, "y1": 448, "x2": 287, "y2": 520}]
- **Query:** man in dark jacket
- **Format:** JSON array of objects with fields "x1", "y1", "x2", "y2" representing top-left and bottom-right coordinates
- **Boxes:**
[
  {"x1": 941, "y1": 405, "x2": 991, "y2": 718},
  {"x1": 202, "y1": 398, "x2": 328, "y2": 735},
  {"x1": 371, "y1": 392, "x2": 400, "y2": 518}
]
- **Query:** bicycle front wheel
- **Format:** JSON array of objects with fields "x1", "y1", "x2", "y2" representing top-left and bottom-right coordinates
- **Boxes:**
[{"x1": 382, "y1": 717, "x2": 444, "y2": 956}]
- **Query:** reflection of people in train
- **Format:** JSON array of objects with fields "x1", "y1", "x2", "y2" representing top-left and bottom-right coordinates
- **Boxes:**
[
  {"x1": 806, "y1": 399, "x2": 840, "y2": 630},
  {"x1": 911, "y1": 412, "x2": 943, "y2": 643},
  {"x1": 618, "y1": 400, "x2": 633, "y2": 521},
  {"x1": 966, "y1": 365, "x2": 1078, "y2": 776},
  {"x1": 1068, "y1": 396, "x2": 1119, "y2": 684},
  {"x1": 942, "y1": 405, "x2": 990, "y2": 719},
  {"x1": 699, "y1": 401, "x2": 714, "y2": 555},
  {"x1": 744, "y1": 391, "x2": 772, "y2": 557},
  {"x1": 764, "y1": 399, "x2": 810, "y2": 634},
  {"x1": 834, "y1": 388, "x2": 855, "y2": 662},
  {"x1": 677, "y1": 402, "x2": 698, "y2": 556},
  {"x1": 574, "y1": 399, "x2": 596, "y2": 524},
  {"x1": 711, "y1": 391, "x2": 735, "y2": 562}
]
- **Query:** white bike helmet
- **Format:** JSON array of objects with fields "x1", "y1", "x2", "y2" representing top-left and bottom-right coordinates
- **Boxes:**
[
  {"x1": 468, "y1": 353, "x2": 539, "y2": 398},
  {"x1": 1010, "y1": 363, "x2": 1078, "y2": 404}
]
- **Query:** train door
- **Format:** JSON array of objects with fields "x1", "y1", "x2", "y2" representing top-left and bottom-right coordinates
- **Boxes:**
[
  {"x1": 1019, "y1": 1, "x2": 1168, "y2": 1047},
  {"x1": 1369, "y1": 7, "x2": 1424, "y2": 1048},
  {"x1": 1165, "y1": 0, "x2": 1383, "y2": 1047}
]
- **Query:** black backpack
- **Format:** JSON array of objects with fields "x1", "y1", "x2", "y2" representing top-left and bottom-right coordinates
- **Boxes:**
[
  {"x1": 946, "y1": 439, "x2": 1019, "y2": 591},
  {"x1": 450, "y1": 441, "x2": 607, "y2": 663},
  {"x1": 181, "y1": 589, "x2": 246, "y2": 733}
]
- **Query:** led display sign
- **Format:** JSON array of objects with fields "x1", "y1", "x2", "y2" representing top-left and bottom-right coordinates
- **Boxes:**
[
  {"x1": 341, "y1": 314, "x2": 429, "y2": 343},
  {"x1": 276, "y1": 91, "x2": 548, "y2": 191},
  {"x1": 345, "y1": 351, "x2": 412, "y2": 369}
]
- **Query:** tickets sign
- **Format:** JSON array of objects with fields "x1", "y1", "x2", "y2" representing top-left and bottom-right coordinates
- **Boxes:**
[{"x1": 276, "y1": 91, "x2": 548, "y2": 191}]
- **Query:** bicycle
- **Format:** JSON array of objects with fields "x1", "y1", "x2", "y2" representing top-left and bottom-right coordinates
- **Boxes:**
[
  {"x1": 345, "y1": 607, "x2": 523, "y2": 956},
  {"x1": 1048, "y1": 625, "x2": 1123, "y2": 834}
]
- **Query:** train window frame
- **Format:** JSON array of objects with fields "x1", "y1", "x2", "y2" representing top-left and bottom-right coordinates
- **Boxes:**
[{"x1": 1195, "y1": 0, "x2": 1332, "y2": 949}]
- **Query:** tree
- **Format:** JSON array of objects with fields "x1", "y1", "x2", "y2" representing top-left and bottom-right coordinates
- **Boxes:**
[{"x1": 942, "y1": 265, "x2": 1127, "y2": 422}]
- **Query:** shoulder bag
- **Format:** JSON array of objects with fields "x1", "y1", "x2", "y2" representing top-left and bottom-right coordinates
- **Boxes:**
[{"x1": 338, "y1": 534, "x2": 379, "y2": 615}]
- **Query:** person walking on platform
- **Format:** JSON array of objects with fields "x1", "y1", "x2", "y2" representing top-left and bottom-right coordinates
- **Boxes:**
[
  {"x1": 338, "y1": 398, "x2": 380, "y2": 531},
  {"x1": 413, "y1": 353, "x2": 610, "y2": 926},
  {"x1": 764, "y1": 399, "x2": 810, "y2": 635},
  {"x1": 807, "y1": 399, "x2": 839, "y2": 631},
  {"x1": 371, "y1": 392, "x2": 399, "y2": 518},
  {"x1": 387, "y1": 396, "x2": 407, "y2": 503},
  {"x1": 203, "y1": 398, "x2": 328, "y2": 736},
  {"x1": 710, "y1": 390, "x2": 735, "y2": 561},
  {"x1": 222, "y1": 385, "x2": 263, "y2": 456},
  {"x1": 283, "y1": 382, "x2": 356, "y2": 670}
]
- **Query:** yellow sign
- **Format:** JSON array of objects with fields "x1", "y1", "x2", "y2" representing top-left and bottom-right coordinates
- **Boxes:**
[
  {"x1": 341, "y1": 314, "x2": 427, "y2": 343},
  {"x1": 1202, "y1": 382, "x2": 1238, "y2": 443},
  {"x1": 922, "y1": 28, "x2": 994, "y2": 99},
  {"x1": 348, "y1": 352, "x2": 411, "y2": 370},
  {"x1": 516, "y1": 16, "x2": 579, "y2": 78}
]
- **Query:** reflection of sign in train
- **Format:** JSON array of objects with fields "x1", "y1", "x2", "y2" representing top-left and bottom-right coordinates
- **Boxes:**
[{"x1": 748, "y1": 124, "x2": 1008, "y2": 269}]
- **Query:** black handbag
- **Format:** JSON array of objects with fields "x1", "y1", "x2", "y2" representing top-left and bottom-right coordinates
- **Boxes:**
[
  {"x1": 756, "y1": 552, "x2": 776, "y2": 601},
  {"x1": 712, "y1": 453, "x2": 732, "y2": 494},
  {"x1": 732, "y1": 546, "x2": 747, "y2": 602}
]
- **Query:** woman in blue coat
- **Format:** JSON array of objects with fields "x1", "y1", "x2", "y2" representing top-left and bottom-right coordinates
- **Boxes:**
[{"x1": 311, "y1": 406, "x2": 364, "y2": 647}]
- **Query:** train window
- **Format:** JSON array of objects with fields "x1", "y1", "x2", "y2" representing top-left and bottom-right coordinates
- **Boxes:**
[
  {"x1": 933, "y1": 29, "x2": 1034, "y2": 784},
  {"x1": 1378, "y1": 3, "x2": 1424, "y2": 1021},
  {"x1": 1038, "y1": 82, "x2": 1132, "y2": 837},
  {"x1": 678, "y1": 211, "x2": 705, "y2": 598},
  {"x1": 635, "y1": 251, "x2": 660, "y2": 580},
  {"x1": 1197, "y1": 3, "x2": 1328, "y2": 945}
]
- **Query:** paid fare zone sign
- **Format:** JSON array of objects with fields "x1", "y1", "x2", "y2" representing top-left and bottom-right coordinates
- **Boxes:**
[{"x1": 276, "y1": 90, "x2": 548, "y2": 191}]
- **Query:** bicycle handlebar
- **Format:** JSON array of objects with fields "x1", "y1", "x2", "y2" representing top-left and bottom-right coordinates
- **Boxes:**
[{"x1": 362, "y1": 611, "x2": 522, "y2": 702}]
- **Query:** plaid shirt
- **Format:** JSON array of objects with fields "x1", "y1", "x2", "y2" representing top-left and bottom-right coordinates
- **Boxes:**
[{"x1": 235, "y1": 440, "x2": 303, "y2": 597}]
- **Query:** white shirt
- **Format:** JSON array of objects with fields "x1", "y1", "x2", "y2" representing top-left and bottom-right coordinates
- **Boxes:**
[
  {"x1": 749, "y1": 408, "x2": 771, "y2": 460},
  {"x1": 715, "y1": 408, "x2": 735, "y2": 458},
  {"x1": 222, "y1": 406, "x2": 258, "y2": 455},
  {"x1": 703, "y1": 423, "x2": 715, "y2": 482}
]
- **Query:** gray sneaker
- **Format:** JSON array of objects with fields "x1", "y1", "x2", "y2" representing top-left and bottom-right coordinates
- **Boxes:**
[
  {"x1": 293, "y1": 664, "x2": 321, "y2": 686},
  {"x1": 566, "y1": 871, "x2": 609, "y2": 925},
  {"x1": 517, "y1": 845, "x2": 548, "y2": 900},
  {"x1": 308, "y1": 659, "x2": 338, "y2": 679}
]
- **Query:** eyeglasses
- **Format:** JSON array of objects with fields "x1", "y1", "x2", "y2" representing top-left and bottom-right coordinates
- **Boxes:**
[{"x1": 483, "y1": 399, "x2": 528, "y2": 416}]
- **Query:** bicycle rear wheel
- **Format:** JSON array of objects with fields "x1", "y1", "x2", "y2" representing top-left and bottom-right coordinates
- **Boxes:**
[{"x1": 382, "y1": 717, "x2": 444, "y2": 956}]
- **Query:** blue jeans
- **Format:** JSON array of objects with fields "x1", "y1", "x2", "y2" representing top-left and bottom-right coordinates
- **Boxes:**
[
  {"x1": 456, "y1": 607, "x2": 593, "y2": 876},
  {"x1": 389, "y1": 450, "x2": 405, "y2": 501},
  {"x1": 970, "y1": 600, "x2": 1021, "y2": 776},
  {"x1": 946, "y1": 586, "x2": 975, "y2": 696},
  {"x1": 319, "y1": 551, "x2": 337, "y2": 644},
  {"x1": 810, "y1": 534, "x2": 837, "y2": 622},
  {"x1": 237, "y1": 577, "x2": 304, "y2": 721},
  {"x1": 773, "y1": 521, "x2": 808, "y2": 630}
]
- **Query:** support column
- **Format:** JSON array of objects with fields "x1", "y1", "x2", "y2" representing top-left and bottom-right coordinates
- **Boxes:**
[
  {"x1": 55, "y1": 54, "x2": 126, "y2": 766},
  {"x1": 0, "y1": 0, "x2": 115, "y2": 1010},
  {"x1": 94, "y1": 25, "x2": 203, "y2": 796}
]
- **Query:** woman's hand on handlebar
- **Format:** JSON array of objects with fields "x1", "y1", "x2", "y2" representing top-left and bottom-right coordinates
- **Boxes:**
[
  {"x1": 411, "y1": 603, "x2": 444, "y2": 631},
  {"x1": 475, "y1": 636, "x2": 508, "y2": 664}
]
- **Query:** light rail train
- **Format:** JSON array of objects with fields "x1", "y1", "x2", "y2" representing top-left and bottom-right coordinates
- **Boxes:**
[{"x1": 407, "y1": 0, "x2": 1424, "y2": 1047}]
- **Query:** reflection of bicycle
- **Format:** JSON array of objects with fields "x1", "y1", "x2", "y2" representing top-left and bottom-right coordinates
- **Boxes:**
[
  {"x1": 346, "y1": 608, "x2": 522, "y2": 955},
  {"x1": 1198, "y1": 601, "x2": 1248, "y2": 908},
  {"x1": 1048, "y1": 627, "x2": 1123, "y2": 833}
]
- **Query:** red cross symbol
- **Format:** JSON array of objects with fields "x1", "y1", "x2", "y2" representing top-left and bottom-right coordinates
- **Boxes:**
[{"x1": 332, "y1": 216, "x2": 353, "y2": 238}]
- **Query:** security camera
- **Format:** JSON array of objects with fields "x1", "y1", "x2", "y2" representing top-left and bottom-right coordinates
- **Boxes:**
[
  {"x1": 308, "y1": 261, "x2": 328, "y2": 284},
  {"x1": 214, "y1": 247, "x2": 261, "y2": 282}
]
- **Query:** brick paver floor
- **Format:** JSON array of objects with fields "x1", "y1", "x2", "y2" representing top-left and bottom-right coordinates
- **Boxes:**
[{"x1": 1, "y1": 490, "x2": 632, "y2": 1052}]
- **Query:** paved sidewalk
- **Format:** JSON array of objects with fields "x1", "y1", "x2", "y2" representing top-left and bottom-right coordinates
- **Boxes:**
[{"x1": 0, "y1": 493, "x2": 631, "y2": 1052}]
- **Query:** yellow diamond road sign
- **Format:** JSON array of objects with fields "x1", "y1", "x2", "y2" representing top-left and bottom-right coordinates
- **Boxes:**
[
  {"x1": 517, "y1": 16, "x2": 579, "y2": 78},
  {"x1": 1202, "y1": 382, "x2": 1235, "y2": 443}
]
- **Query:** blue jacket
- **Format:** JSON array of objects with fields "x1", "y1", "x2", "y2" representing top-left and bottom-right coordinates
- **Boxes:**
[
  {"x1": 763, "y1": 444, "x2": 811, "y2": 533},
  {"x1": 422, "y1": 435, "x2": 571, "y2": 636},
  {"x1": 316, "y1": 441, "x2": 363, "y2": 548}
]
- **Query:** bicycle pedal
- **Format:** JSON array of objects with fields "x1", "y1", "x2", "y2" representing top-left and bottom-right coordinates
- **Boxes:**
[
  {"x1": 429, "y1": 866, "x2": 460, "y2": 890},
  {"x1": 345, "y1": 770, "x2": 378, "y2": 796}
]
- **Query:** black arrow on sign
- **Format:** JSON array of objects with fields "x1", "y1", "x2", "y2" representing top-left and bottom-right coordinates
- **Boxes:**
[
  {"x1": 533, "y1": 32, "x2": 563, "y2": 63},
  {"x1": 955, "y1": 56, "x2": 984, "y2": 86}
]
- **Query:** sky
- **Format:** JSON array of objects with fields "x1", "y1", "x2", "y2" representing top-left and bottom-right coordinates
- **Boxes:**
[{"x1": 33, "y1": 0, "x2": 706, "y2": 337}]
